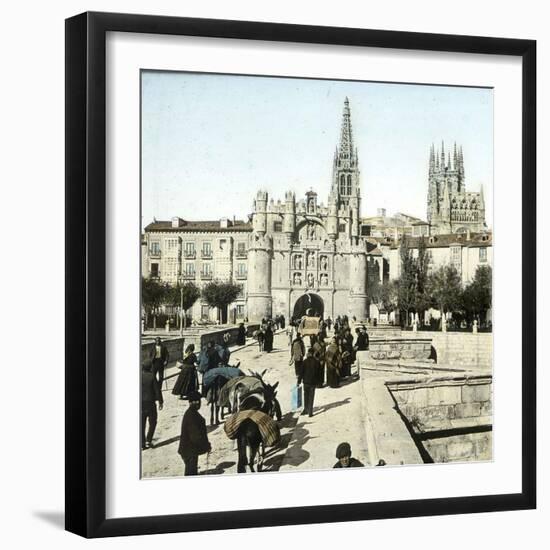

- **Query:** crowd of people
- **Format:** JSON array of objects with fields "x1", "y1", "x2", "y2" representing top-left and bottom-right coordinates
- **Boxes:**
[{"x1": 141, "y1": 313, "x2": 373, "y2": 475}]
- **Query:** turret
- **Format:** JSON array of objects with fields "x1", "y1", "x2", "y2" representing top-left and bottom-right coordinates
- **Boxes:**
[
  {"x1": 252, "y1": 190, "x2": 268, "y2": 235},
  {"x1": 283, "y1": 190, "x2": 296, "y2": 234},
  {"x1": 327, "y1": 194, "x2": 338, "y2": 238}
]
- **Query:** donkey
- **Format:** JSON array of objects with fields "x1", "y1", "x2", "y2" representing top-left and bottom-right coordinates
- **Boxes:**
[
  {"x1": 221, "y1": 370, "x2": 282, "y2": 421},
  {"x1": 236, "y1": 418, "x2": 264, "y2": 473},
  {"x1": 205, "y1": 376, "x2": 231, "y2": 426}
]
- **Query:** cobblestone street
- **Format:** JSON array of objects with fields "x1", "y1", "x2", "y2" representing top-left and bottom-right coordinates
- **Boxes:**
[{"x1": 142, "y1": 331, "x2": 369, "y2": 478}]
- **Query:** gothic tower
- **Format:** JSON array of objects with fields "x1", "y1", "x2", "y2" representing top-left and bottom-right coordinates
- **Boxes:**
[
  {"x1": 330, "y1": 97, "x2": 361, "y2": 212},
  {"x1": 427, "y1": 142, "x2": 486, "y2": 234},
  {"x1": 247, "y1": 190, "x2": 273, "y2": 322}
]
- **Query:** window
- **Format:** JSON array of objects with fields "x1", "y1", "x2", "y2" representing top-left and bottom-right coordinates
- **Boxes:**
[
  {"x1": 150, "y1": 241, "x2": 161, "y2": 256},
  {"x1": 201, "y1": 305, "x2": 210, "y2": 320},
  {"x1": 236, "y1": 263, "x2": 247, "y2": 278},
  {"x1": 361, "y1": 225, "x2": 370, "y2": 236},
  {"x1": 338, "y1": 223, "x2": 346, "y2": 233},
  {"x1": 164, "y1": 257, "x2": 179, "y2": 279},
  {"x1": 184, "y1": 242, "x2": 195, "y2": 256},
  {"x1": 339, "y1": 174, "x2": 345, "y2": 195},
  {"x1": 274, "y1": 221, "x2": 283, "y2": 232},
  {"x1": 201, "y1": 263, "x2": 212, "y2": 276},
  {"x1": 150, "y1": 263, "x2": 159, "y2": 278},
  {"x1": 184, "y1": 263, "x2": 195, "y2": 277},
  {"x1": 202, "y1": 242, "x2": 212, "y2": 257},
  {"x1": 346, "y1": 174, "x2": 352, "y2": 195},
  {"x1": 479, "y1": 247, "x2": 487, "y2": 262},
  {"x1": 165, "y1": 238, "x2": 179, "y2": 252},
  {"x1": 450, "y1": 246, "x2": 462, "y2": 269},
  {"x1": 236, "y1": 304, "x2": 245, "y2": 318},
  {"x1": 237, "y1": 242, "x2": 246, "y2": 256}
]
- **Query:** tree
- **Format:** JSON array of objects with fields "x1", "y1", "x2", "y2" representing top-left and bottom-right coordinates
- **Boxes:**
[
  {"x1": 164, "y1": 281, "x2": 201, "y2": 329},
  {"x1": 463, "y1": 266, "x2": 492, "y2": 326},
  {"x1": 427, "y1": 265, "x2": 463, "y2": 328},
  {"x1": 415, "y1": 236, "x2": 431, "y2": 322},
  {"x1": 379, "y1": 279, "x2": 398, "y2": 315},
  {"x1": 201, "y1": 280, "x2": 242, "y2": 324},
  {"x1": 141, "y1": 277, "x2": 168, "y2": 330},
  {"x1": 397, "y1": 236, "x2": 417, "y2": 326}
]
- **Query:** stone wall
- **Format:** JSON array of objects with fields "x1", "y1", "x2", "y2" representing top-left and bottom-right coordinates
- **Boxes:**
[
  {"x1": 141, "y1": 324, "x2": 259, "y2": 366},
  {"x1": 423, "y1": 431, "x2": 492, "y2": 463},
  {"x1": 389, "y1": 376, "x2": 492, "y2": 432},
  {"x1": 388, "y1": 376, "x2": 492, "y2": 463},
  {"x1": 412, "y1": 331, "x2": 493, "y2": 369}
]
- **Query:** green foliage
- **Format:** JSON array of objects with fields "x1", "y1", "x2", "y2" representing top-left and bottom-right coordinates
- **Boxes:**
[
  {"x1": 164, "y1": 281, "x2": 201, "y2": 311},
  {"x1": 397, "y1": 237, "x2": 417, "y2": 324},
  {"x1": 462, "y1": 266, "x2": 492, "y2": 321},
  {"x1": 427, "y1": 264, "x2": 463, "y2": 315},
  {"x1": 379, "y1": 279, "x2": 398, "y2": 313},
  {"x1": 141, "y1": 277, "x2": 167, "y2": 314},
  {"x1": 201, "y1": 280, "x2": 242, "y2": 322}
]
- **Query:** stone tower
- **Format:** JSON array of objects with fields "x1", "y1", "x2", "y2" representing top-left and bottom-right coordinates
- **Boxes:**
[
  {"x1": 427, "y1": 142, "x2": 486, "y2": 234},
  {"x1": 247, "y1": 190, "x2": 273, "y2": 322}
]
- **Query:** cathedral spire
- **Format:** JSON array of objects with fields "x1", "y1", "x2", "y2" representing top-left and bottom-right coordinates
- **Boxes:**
[
  {"x1": 338, "y1": 96, "x2": 354, "y2": 159},
  {"x1": 440, "y1": 140, "x2": 445, "y2": 168},
  {"x1": 429, "y1": 144, "x2": 435, "y2": 174}
]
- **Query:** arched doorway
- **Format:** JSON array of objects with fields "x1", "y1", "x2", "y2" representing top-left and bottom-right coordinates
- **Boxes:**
[{"x1": 292, "y1": 293, "x2": 324, "y2": 321}]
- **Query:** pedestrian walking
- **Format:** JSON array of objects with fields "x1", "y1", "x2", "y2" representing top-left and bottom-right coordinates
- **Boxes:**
[
  {"x1": 178, "y1": 390, "x2": 211, "y2": 475},
  {"x1": 264, "y1": 323, "x2": 274, "y2": 353},
  {"x1": 333, "y1": 442, "x2": 364, "y2": 468},
  {"x1": 149, "y1": 336, "x2": 169, "y2": 386},
  {"x1": 206, "y1": 340, "x2": 220, "y2": 371},
  {"x1": 236, "y1": 322, "x2": 246, "y2": 346},
  {"x1": 172, "y1": 344, "x2": 199, "y2": 400},
  {"x1": 141, "y1": 361, "x2": 163, "y2": 449},
  {"x1": 311, "y1": 335, "x2": 326, "y2": 388},
  {"x1": 256, "y1": 327, "x2": 265, "y2": 352},
  {"x1": 290, "y1": 332, "x2": 306, "y2": 384},
  {"x1": 301, "y1": 348, "x2": 321, "y2": 417},
  {"x1": 325, "y1": 337, "x2": 341, "y2": 388}
]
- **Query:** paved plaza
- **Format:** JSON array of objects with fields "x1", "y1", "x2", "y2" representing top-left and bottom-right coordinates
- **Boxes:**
[{"x1": 141, "y1": 331, "x2": 369, "y2": 478}]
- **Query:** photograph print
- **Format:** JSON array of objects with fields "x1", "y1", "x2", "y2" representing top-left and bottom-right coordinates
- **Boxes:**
[{"x1": 140, "y1": 71, "x2": 493, "y2": 479}]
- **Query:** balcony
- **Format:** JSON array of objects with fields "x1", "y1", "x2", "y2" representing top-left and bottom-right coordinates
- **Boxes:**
[
  {"x1": 200, "y1": 271, "x2": 213, "y2": 280},
  {"x1": 182, "y1": 272, "x2": 196, "y2": 280},
  {"x1": 183, "y1": 250, "x2": 196, "y2": 259},
  {"x1": 235, "y1": 271, "x2": 248, "y2": 280},
  {"x1": 149, "y1": 249, "x2": 161, "y2": 258},
  {"x1": 235, "y1": 250, "x2": 248, "y2": 259},
  {"x1": 201, "y1": 250, "x2": 213, "y2": 259}
]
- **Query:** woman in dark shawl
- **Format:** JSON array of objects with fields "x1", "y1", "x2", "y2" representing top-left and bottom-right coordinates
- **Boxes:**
[
  {"x1": 325, "y1": 338, "x2": 341, "y2": 388},
  {"x1": 172, "y1": 344, "x2": 199, "y2": 399},
  {"x1": 236, "y1": 323, "x2": 246, "y2": 346},
  {"x1": 263, "y1": 323, "x2": 274, "y2": 353}
]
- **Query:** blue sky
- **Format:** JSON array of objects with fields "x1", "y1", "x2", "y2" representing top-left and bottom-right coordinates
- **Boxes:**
[{"x1": 141, "y1": 71, "x2": 493, "y2": 227}]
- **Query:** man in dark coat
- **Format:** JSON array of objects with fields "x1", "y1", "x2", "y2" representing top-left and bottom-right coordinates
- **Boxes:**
[
  {"x1": 149, "y1": 337, "x2": 169, "y2": 386},
  {"x1": 142, "y1": 361, "x2": 163, "y2": 449},
  {"x1": 333, "y1": 442, "x2": 364, "y2": 468},
  {"x1": 301, "y1": 348, "x2": 321, "y2": 417},
  {"x1": 290, "y1": 333, "x2": 306, "y2": 384},
  {"x1": 206, "y1": 340, "x2": 220, "y2": 371},
  {"x1": 178, "y1": 391, "x2": 211, "y2": 475},
  {"x1": 354, "y1": 327, "x2": 369, "y2": 360}
]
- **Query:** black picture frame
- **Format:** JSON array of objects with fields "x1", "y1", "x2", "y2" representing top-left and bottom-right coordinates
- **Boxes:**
[{"x1": 65, "y1": 11, "x2": 536, "y2": 538}]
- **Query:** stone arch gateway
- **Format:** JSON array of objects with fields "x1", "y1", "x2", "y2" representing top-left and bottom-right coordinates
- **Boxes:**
[{"x1": 292, "y1": 293, "x2": 324, "y2": 320}]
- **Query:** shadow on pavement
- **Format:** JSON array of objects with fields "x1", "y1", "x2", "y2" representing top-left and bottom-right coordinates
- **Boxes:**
[
  {"x1": 313, "y1": 397, "x2": 351, "y2": 415},
  {"x1": 201, "y1": 460, "x2": 236, "y2": 475}
]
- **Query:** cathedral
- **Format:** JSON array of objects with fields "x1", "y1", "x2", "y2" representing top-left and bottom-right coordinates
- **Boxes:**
[
  {"x1": 247, "y1": 98, "x2": 377, "y2": 323},
  {"x1": 427, "y1": 142, "x2": 487, "y2": 235}
]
